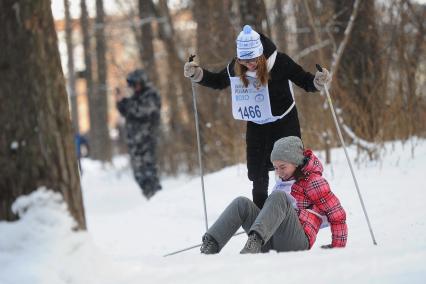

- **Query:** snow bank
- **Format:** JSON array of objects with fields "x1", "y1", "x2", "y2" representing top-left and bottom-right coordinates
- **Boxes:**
[{"x1": 0, "y1": 188, "x2": 131, "y2": 284}]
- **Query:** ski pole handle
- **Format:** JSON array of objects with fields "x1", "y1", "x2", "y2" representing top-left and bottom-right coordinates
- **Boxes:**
[
  {"x1": 315, "y1": 64, "x2": 323, "y2": 72},
  {"x1": 189, "y1": 54, "x2": 196, "y2": 63}
]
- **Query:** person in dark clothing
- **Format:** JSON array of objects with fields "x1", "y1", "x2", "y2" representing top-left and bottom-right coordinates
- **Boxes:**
[
  {"x1": 184, "y1": 25, "x2": 331, "y2": 208},
  {"x1": 116, "y1": 69, "x2": 162, "y2": 199}
]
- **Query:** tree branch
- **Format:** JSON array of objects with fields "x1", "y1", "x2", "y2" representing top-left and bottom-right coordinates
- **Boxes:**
[{"x1": 329, "y1": 0, "x2": 362, "y2": 82}]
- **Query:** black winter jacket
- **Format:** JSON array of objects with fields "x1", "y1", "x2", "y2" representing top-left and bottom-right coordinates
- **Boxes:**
[
  {"x1": 198, "y1": 34, "x2": 318, "y2": 117},
  {"x1": 116, "y1": 86, "x2": 161, "y2": 123}
]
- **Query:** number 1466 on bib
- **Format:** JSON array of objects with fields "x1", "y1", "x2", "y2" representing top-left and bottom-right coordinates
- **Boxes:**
[{"x1": 238, "y1": 105, "x2": 262, "y2": 119}]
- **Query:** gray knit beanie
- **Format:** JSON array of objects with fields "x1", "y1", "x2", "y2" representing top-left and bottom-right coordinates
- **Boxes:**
[{"x1": 270, "y1": 136, "x2": 305, "y2": 165}]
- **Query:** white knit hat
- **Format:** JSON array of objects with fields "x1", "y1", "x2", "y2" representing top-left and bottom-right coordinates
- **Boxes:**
[{"x1": 236, "y1": 25, "x2": 263, "y2": 60}]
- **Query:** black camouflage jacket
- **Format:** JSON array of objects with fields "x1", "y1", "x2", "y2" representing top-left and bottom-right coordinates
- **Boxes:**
[{"x1": 116, "y1": 86, "x2": 161, "y2": 124}]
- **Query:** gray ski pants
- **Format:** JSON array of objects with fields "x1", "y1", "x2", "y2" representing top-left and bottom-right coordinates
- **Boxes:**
[{"x1": 207, "y1": 190, "x2": 309, "y2": 252}]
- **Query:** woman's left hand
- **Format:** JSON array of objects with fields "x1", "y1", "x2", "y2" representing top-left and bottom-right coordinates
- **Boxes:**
[{"x1": 314, "y1": 68, "x2": 332, "y2": 91}]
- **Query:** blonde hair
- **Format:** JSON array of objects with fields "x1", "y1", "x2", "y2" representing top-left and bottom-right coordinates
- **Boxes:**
[{"x1": 234, "y1": 55, "x2": 269, "y2": 87}]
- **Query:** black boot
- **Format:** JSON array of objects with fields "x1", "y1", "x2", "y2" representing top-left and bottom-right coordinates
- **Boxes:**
[
  {"x1": 252, "y1": 178, "x2": 268, "y2": 209},
  {"x1": 240, "y1": 232, "x2": 263, "y2": 254},
  {"x1": 200, "y1": 233, "x2": 219, "y2": 254},
  {"x1": 142, "y1": 183, "x2": 162, "y2": 200}
]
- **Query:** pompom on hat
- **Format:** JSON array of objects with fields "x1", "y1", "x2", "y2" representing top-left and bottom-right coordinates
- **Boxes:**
[
  {"x1": 270, "y1": 136, "x2": 305, "y2": 166},
  {"x1": 236, "y1": 25, "x2": 264, "y2": 60}
]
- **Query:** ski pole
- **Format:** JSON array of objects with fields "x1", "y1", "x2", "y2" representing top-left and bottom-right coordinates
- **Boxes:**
[
  {"x1": 316, "y1": 64, "x2": 377, "y2": 245},
  {"x1": 163, "y1": 231, "x2": 246, "y2": 257},
  {"x1": 189, "y1": 54, "x2": 209, "y2": 232}
]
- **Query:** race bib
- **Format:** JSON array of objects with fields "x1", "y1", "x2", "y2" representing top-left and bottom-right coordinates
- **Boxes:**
[
  {"x1": 229, "y1": 75, "x2": 295, "y2": 124},
  {"x1": 230, "y1": 76, "x2": 278, "y2": 124}
]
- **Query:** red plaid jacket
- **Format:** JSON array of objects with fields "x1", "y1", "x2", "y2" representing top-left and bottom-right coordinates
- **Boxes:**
[{"x1": 291, "y1": 149, "x2": 348, "y2": 248}]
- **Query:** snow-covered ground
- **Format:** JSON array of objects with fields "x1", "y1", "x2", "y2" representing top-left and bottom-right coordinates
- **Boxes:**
[{"x1": 1, "y1": 139, "x2": 426, "y2": 284}]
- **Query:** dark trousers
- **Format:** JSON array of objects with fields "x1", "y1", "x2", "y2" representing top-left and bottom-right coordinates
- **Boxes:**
[{"x1": 246, "y1": 108, "x2": 301, "y2": 208}]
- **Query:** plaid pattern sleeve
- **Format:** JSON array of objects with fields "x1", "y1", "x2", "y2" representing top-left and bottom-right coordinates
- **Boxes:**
[{"x1": 305, "y1": 176, "x2": 348, "y2": 248}]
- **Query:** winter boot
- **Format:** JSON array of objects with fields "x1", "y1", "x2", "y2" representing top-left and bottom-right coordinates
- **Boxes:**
[
  {"x1": 142, "y1": 183, "x2": 162, "y2": 200},
  {"x1": 240, "y1": 231, "x2": 263, "y2": 254},
  {"x1": 200, "y1": 233, "x2": 219, "y2": 254}
]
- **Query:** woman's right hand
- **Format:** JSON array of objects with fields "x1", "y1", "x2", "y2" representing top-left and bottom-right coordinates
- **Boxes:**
[{"x1": 184, "y1": 62, "x2": 203, "y2": 82}]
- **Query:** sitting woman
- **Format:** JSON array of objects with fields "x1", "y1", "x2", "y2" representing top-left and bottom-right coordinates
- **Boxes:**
[{"x1": 200, "y1": 136, "x2": 348, "y2": 254}]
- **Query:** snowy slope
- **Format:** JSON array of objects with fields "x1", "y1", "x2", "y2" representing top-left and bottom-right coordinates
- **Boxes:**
[{"x1": 1, "y1": 139, "x2": 425, "y2": 284}]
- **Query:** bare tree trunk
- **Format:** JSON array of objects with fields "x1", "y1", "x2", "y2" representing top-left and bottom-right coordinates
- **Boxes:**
[
  {"x1": 64, "y1": 0, "x2": 79, "y2": 133},
  {"x1": 0, "y1": 0, "x2": 86, "y2": 229},
  {"x1": 302, "y1": 0, "x2": 326, "y2": 65},
  {"x1": 138, "y1": 0, "x2": 157, "y2": 83},
  {"x1": 391, "y1": 0, "x2": 426, "y2": 140},
  {"x1": 92, "y1": 0, "x2": 112, "y2": 162},
  {"x1": 238, "y1": 0, "x2": 271, "y2": 35},
  {"x1": 193, "y1": 0, "x2": 245, "y2": 172},
  {"x1": 273, "y1": 0, "x2": 288, "y2": 52},
  {"x1": 292, "y1": 1, "x2": 336, "y2": 162},
  {"x1": 80, "y1": 0, "x2": 95, "y2": 140},
  {"x1": 404, "y1": 0, "x2": 424, "y2": 135},
  {"x1": 331, "y1": 0, "x2": 362, "y2": 79},
  {"x1": 155, "y1": 0, "x2": 198, "y2": 173},
  {"x1": 334, "y1": 0, "x2": 385, "y2": 145}
]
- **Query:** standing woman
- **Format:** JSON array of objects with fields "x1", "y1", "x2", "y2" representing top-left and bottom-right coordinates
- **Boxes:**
[{"x1": 184, "y1": 25, "x2": 331, "y2": 209}]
